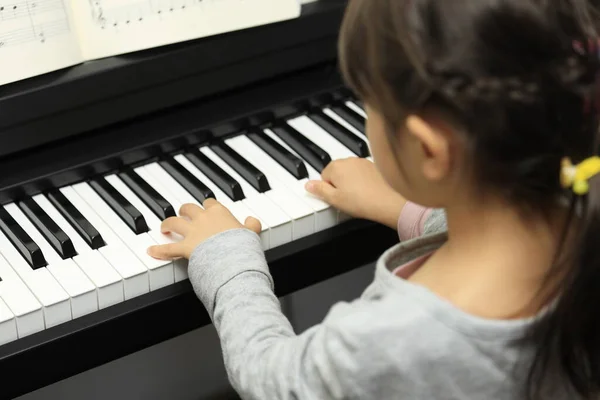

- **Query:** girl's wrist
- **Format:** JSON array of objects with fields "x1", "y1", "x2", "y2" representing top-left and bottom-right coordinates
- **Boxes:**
[{"x1": 369, "y1": 192, "x2": 406, "y2": 230}]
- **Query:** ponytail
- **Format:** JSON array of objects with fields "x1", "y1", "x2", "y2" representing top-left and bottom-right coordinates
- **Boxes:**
[
  {"x1": 527, "y1": 3, "x2": 600, "y2": 396},
  {"x1": 528, "y1": 173, "x2": 600, "y2": 398}
]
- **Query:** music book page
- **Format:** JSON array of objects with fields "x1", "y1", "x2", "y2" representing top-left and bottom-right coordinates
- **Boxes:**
[
  {"x1": 0, "y1": 0, "x2": 82, "y2": 86},
  {"x1": 0, "y1": 0, "x2": 300, "y2": 86},
  {"x1": 71, "y1": 0, "x2": 301, "y2": 61}
]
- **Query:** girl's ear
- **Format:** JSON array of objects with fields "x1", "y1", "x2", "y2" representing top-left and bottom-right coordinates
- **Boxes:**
[{"x1": 405, "y1": 114, "x2": 451, "y2": 182}]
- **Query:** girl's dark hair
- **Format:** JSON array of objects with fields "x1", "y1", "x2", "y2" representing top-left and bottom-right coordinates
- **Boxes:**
[{"x1": 339, "y1": 0, "x2": 600, "y2": 398}]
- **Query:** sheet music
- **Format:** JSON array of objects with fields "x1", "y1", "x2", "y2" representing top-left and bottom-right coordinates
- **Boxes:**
[
  {"x1": 87, "y1": 0, "x2": 206, "y2": 29},
  {"x1": 72, "y1": 0, "x2": 300, "y2": 60},
  {"x1": 0, "y1": 0, "x2": 81, "y2": 85}
]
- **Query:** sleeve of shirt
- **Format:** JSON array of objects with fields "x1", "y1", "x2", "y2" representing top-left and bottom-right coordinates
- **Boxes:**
[
  {"x1": 187, "y1": 228, "x2": 376, "y2": 400},
  {"x1": 397, "y1": 202, "x2": 447, "y2": 241}
]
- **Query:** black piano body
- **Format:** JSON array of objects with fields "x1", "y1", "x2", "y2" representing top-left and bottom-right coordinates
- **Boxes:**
[{"x1": 0, "y1": 1, "x2": 397, "y2": 398}]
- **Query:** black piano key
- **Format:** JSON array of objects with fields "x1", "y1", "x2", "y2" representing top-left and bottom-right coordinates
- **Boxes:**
[
  {"x1": 159, "y1": 158, "x2": 215, "y2": 203},
  {"x1": 119, "y1": 169, "x2": 175, "y2": 220},
  {"x1": 47, "y1": 190, "x2": 105, "y2": 250},
  {"x1": 329, "y1": 104, "x2": 366, "y2": 135},
  {"x1": 90, "y1": 178, "x2": 149, "y2": 234},
  {"x1": 0, "y1": 206, "x2": 46, "y2": 269},
  {"x1": 210, "y1": 141, "x2": 271, "y2": 193},
  {"x1": 185, "y1": 149, "x2": 245, "y2": 202},
  {"x1": 247, "y1": 130, "x2": 308, "y2": 180},
  {"x1": 19, "y1": 198, "x2": 77, "y2": 259},
  {"x1": 271, "y1": 123, "x2": 332, "y2": 172},
  {"x1": 308, "y1": 112, "x2": 370, "y2": 157}
]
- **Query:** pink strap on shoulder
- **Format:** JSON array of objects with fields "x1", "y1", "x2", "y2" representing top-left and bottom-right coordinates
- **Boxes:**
[{"x1": 397, "y1": 202, "x2": 433, "y2": 241}]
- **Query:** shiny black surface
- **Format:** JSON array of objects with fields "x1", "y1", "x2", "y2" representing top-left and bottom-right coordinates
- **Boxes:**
[
  {"x1": 185, "y1": 149, "x2": 245, "y2": 202},
  {"x1": 90, "y1": 178, "x2": 149, "y2": 235},
  {"x1": 0, "y1": 1, "x2": 346, "y2": 159},
  {"x1": 247, "y1": 130, "x2": 308, "y2": 180},
  {"x1": 47, "y1": 190, "x2": 106, "y2": 250},
  {"x1": 329, "y1": 104, "x2": 365, "y2": 135},
  {"x1": 119, "y1": 169, "x2": 176, "y2": 220},
  {"x1": 270, "y1": 124, "x2": 332, "y2": 172},
  {"x1": 308, "y1": 111, "x2": 369, "y2": 157},
  {"x1": 0, "y1": 206, "x2": 46, "y2": 269},
  {"x1": 211, "y1": 141, "x2": 271, "y2": 193},
  {"x1": 159, "y1": 158, "x2": 215, "y2": 203},
  {"x1": 19, "y1": 198, "x2": 77, "y2": 259}
]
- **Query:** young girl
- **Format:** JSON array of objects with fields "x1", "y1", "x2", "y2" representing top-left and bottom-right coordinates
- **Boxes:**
[{"x1": 147, "y1": 0, "x2": 600, "y2": 398}]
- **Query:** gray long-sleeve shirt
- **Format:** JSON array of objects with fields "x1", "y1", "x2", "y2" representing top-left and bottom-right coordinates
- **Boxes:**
[{"x1": 187, "y1": 205, "x2": 574, "y2": 399}]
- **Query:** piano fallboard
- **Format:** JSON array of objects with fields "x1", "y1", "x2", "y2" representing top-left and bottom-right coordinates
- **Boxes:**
[{"x1": 0, "y1": 1, "x2": 346, "y2": 160}]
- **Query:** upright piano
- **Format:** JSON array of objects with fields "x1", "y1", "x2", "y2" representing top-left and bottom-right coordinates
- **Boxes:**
[{"x1": 0, "y1": 1, "x2": 398, "y2": 398}]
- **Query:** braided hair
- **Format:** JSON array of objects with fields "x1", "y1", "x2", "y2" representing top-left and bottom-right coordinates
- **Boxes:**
[{"x1": 339, "y1": 0, "x2": 600, "y2": 398}]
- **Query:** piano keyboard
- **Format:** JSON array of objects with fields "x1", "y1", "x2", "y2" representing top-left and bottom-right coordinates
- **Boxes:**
[{"x1": 0, "y1": 95, "x2": 368, "y2": 347}]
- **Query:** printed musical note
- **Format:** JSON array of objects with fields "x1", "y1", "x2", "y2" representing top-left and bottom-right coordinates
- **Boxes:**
[
  {"x1": 88, "y1": 0, "x2": 218, "y2": 30},
  {"x1": 75, "y1": 0, "x2": 300, "y2": 61},
  {"x1": 0, "y1": 0, "x2": 70, "y2": 48}
]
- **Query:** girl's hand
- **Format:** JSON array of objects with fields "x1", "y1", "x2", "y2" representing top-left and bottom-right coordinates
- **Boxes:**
[
  {"x1": 305, "y1": 158, "x2": 406, "y2": 229},
  {"x1": 147, "y1": 199, "x2": 262, "y2": 260}
]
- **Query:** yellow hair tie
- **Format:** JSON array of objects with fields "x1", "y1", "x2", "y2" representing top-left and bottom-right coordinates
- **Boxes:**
[{"x1": 560, "y1": 156, "x2": 600, "y2": 195}]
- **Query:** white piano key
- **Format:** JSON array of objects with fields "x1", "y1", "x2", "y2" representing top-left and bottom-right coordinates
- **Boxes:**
[
  {"x1": 61, "y1": 187, "x2": 122, "y2": 246},
  {"x1": 33, "y1": 195, "x2": 100, "y2": 317},
  {"x1": 72, "y1": 251, "x2": 123, "y2": 308},
  {"x1": 135, "y1": 166, "x2": 189, "y2": 282},
  {"x1": 233, "y1": 133, "x2": 338, "y2": 230},
  {"x1": 141, "y1": 163, "x2": 197, "y2": 208},
  {"x1": 96, "y1": 245, "x2": 148, "y2": 301},
  {"x1": 286, "y1": 117, "x2": 362, "y2": 222},
  {"x1": 287, "y1": 115, "x2": 357, "y2": 160},
  {"x1": 105, "y1": 175, "x2": 163, "y2": 230},
  {"x1": 135, "y1": 166, "x2": 184, "y2": 214},
  {"x1": 34, "y1": 194, "x2": 93, "y2": 255},
  {"x1": 226, "y1": 136, "x2": 316, "y2": 239},
  {"x1": 73, "y1": 182, "x2": 174, "y2": 290},
  {"x1": 0, "y1": 297, "x2": 17, "y2": 346},
  {"x1": 2, "y1": 204, "x2": 71, "y2": 327},
  {"x1": 0, "y1": 260, "x2": 44, "y2": 338},
  {"x1": 4, "y1": 203, "x2": 64, "y2": 265},
  {"x1": 171, "y1": 156, "x2": 271, "y2": 250},
  {"x1": 106, "y1": 173, "x2": 188, "y2": 283},
  {"x1": 44, "y1": 259, "x2": 97, "y2": 318},
  {"x1": 323, "y1": 107, "x2": 372, "y2": 157},
  {"x1": 11, "y1": 198, "x2": 123, "y2": 312},
  {"x1": 61, "y1": 186, "x2": 147, "y2": 300},
  {"x1": 200, "y1": 147, "x2": 293, "y2": 248},
  {"x1": 264, "y1": 128, "x2": 321, "y2": 180},
  {"x1": 345, "y1": 100, "x2": 367, "y2": 119},
  {"x1": 263, "y1": 189, "x2": 313, "y2": 239},
  {"x1": 263, "y1": 128, "x2": 339, "y2": 229}
]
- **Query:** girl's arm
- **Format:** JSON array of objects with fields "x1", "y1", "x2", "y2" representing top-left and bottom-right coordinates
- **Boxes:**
[
  {"x1": 188, "y1": 228, "x2": 373, "y2": 399},
  {"x1": 305, "y1": 158, "x2": 407, "y2": 230},
  {"x1": 304, "y1": 158, "x2": 447, "y2": 237},
  {"x1": 146, "y1": 200, "x2": 386, "y2": 398}
]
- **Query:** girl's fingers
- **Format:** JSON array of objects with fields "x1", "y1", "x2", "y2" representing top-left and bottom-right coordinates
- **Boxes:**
[
  {"x1": 161, "y1": 216, "x2": 192, "y2": 236},
  {"x1": 147, "y1": 242, "x2": 185, "y2": 260},
  {"x1": 305, "y1": 180, "x2": 337, "y2": 205},
  {"x1": 179, "y1": 203, "x2": 204, "y2": 220},
  {"x1": 203, "y1": 198, "x2": 220, "y2": 209},
  {"x1": 244, "y1": 216, "x2": 262, "y2": 234}
]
